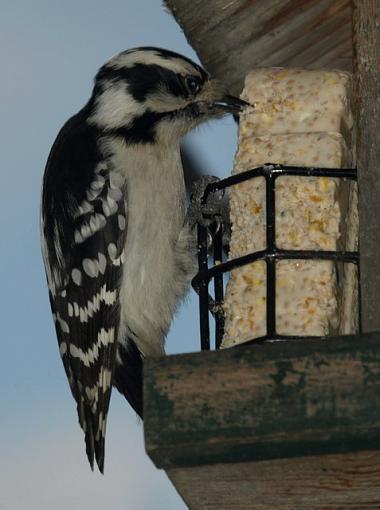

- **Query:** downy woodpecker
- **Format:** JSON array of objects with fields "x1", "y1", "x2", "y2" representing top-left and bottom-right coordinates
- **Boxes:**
[{"x1": 41, "y1": 47, "x2": 246, "y2": 472}]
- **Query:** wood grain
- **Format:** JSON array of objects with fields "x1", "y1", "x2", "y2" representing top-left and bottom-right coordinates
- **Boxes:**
[
  {"x1": 165, "y1": 0, "x2": 353, "y2": 95},
  {"x1": 144, "y1": 333, "x2": 380, "y2": 469},
  {"x1": 353, "y1": 1, "x2": 380, "y2": 333},
  {"x1": 168, "y1": 450, "x2": 380, "y2": 509}
]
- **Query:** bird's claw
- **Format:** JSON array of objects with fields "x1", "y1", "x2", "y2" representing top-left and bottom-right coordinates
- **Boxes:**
[{"x1": 187, "y1": 175, "x2": 225, "y2": 229}]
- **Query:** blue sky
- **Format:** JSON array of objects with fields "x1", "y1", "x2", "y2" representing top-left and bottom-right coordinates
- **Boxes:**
[{"x1": 0, "y1": 1, "x2": 238, "y2": 508}]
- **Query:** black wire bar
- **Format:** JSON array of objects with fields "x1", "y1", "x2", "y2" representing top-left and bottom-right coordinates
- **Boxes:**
[
  {"x1": 212, "y1": 220, "x2": 225, "y2": 349},
  {"x1": 192, "y1": 164, "x2": 359, "y2": 350},
  {"x1": 196, "y1": 222, "x2": 211, "y2": 350}
]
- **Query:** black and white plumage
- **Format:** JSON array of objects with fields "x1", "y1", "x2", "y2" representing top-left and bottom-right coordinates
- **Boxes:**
[{"x1": 41, "y1": 47, "x2": 246, "y2": 472}]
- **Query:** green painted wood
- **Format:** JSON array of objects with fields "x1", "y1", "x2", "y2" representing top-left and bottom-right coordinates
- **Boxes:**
[{"x1": 144, "y1": 333, "x2": 380, "y2": 469}]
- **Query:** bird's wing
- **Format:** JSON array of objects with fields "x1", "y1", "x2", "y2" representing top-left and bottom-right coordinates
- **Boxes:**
[{"x1": 41, "y1": 113, "x2": 127, "y2": 472}]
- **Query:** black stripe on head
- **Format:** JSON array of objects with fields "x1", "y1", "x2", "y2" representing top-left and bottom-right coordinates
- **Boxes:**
[
  {"x1": 95, "y1": 63, "x2": 202, "y2": 104},
  {"x1": 110, "y1": 110, "x2": 171, "y2": 144},
  {"x1": 96, "y1": 64, "x2": 191, "y2": 103},
  {"x1": 96, "y1": 64, "x2": 157, "y2": 102}
]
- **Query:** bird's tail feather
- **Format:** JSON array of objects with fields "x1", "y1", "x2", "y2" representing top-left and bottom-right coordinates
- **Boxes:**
[
  {"x1": 77, "y1": 337, "x2": 143, "y2": 473},
  {"x1": 78, "y1": 398, "x2": 106, "y2": 473}
]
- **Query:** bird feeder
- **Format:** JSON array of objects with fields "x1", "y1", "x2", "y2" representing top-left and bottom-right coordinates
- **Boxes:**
[
  {"x1": 144, "y1": 1, "x2": 380, "y2": 508},
  {"x1": 192, "y1": 164, "x2": 359, "y2": 351}
]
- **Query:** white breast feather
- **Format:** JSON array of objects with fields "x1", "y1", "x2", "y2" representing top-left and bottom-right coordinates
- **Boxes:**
[{"x1": 103, "y1": 138, "x2": 196, "y2": 356}]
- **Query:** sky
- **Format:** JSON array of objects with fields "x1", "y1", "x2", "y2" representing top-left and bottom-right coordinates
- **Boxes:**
[{"x1": 0, "y1": 1, "x2": 238, "y2": 509}]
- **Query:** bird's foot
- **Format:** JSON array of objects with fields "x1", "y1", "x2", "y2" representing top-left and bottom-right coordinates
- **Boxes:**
[
  {"x1": 186, "y1": 175, "x2": 225, "y2": 228},
  {"x1": 186, "y1": 175, "x2": 231, "y2": 250}
]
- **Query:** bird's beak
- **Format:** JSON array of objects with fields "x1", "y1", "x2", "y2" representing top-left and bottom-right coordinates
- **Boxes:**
[
  {"x1": 196, "y1": 80, "x2": 251, "y2": 117},
  {"x1": 185, "y1": 80, "x2": 252, "y2": 120},
  {"x1": 211, "y1": 94, "x2": 250, "y2": 114}
]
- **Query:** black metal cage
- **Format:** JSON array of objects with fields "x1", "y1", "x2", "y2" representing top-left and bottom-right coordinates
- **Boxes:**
[{"x1": 192, "y1": 164, "x2": 359, "y2": 351}]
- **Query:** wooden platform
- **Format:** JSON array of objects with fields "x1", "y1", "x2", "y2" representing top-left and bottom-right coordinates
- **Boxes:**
[{"x1": 144, "y1": 333, "x2": 380, "y2": 508}]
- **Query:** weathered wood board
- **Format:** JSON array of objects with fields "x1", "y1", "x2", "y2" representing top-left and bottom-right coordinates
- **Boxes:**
[
  {"x1": 353, "y1": 0, "x2": 380, "y2": 333},
  {"x1": 144, "y1": 333, "x2": 380, "y2": 469},
  {"x1": 168, "y1": 450, "x2": 380, "y2": 509},
  {"x1": 165, "y1": 0, "x2": 353, "y2": 96}
]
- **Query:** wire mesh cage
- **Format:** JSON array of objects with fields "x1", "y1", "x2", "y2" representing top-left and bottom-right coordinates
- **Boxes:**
[{"x1": 192, "y1": 164, "x2": 359, "y2": 351}]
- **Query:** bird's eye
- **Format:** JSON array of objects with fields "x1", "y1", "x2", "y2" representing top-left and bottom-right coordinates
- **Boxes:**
[{"x1": 185, "y1": 76, "x2": 201, "y2": 95}]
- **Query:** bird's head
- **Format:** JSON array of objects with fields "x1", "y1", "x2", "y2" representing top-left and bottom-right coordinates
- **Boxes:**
[{"x1": 87, "y1": 47, "x2": 248, "y2": 144}]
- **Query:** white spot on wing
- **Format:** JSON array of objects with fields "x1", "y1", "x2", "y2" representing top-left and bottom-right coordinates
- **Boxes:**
[
  {"x1": 108, "y1": 187, "x2": 122, "y2": 201},
  {"x1": 102, "y1": 195, "x2": 118, "y2": 217},
  {"x1": 83, "y1": 258, "x2": 99, "y2": 278},
  {"x1": 96, "y1": 411, "x2": 104, "y2": 441},
  {"x1": 77, "y1": 200, "x2": 94, "y2": 216},
  {"x1": 102, "y1": 201, "x2": 110, "y2": 217},
  {"x1": 110, "y1": 249, "x2": 125, "y2": 267},
  {"x1": 98, "y1": 252, "x2": 107, "y2": 274},
  {"x1": 81, "y1": 224, "x2": 92, "y2": 239},
  {"x1": 72, "y1": 268, "x2": 82, "y2": 286},
  {"x1": 86, "y1": 187, "x2": 102, "y2": 201},
  {"x1": 90, "y1": 176, "x2": 105, "y2": 190},
  {"x1": 90, "y1": 213, "x2": 106, "y2": 232},
  {"x1": 86, "y1": 386, "x2": 95, "y2": 401},
  {"x1": 74, "y1": 213, "x2": 107, "y2": 245},
  {"x1": 107, "y1": 243, "x2": 117, "y2": 260},
  {"x1": 80, "y1": 307, "x2": 88, "y2": 323},
  {"x1": 110, "y1": 171, "x2": 124, "y2": 189},
  {"x1": 108, "y1": 196, "x2": 118, "y2": 214},
  {"x1": 104, "y1": 287, "x2": 117, "y2": 305},
  {"x1": 87, "y1": 300, "x2": 94, "y2": 318},
  {"x1": 69, "y1": 284, "x2": 117, "y2": 325},
  {"x1": 74, "y1": 230, "x2": 84, "y2": 244},
  {"x1": 55, "y1": 312, "x2": 70, "y2": 333},
  {"x1": 69, "y1": 328, "x2": 115, "y2": 367},
  {"x1": 118, "y1": 214, "x2": 126, "y2": 230}
]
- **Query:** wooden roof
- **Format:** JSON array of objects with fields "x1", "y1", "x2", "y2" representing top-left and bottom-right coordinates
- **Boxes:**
[{"x1": 165, "y1": 0, "x2": 352, "y2": 95}]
